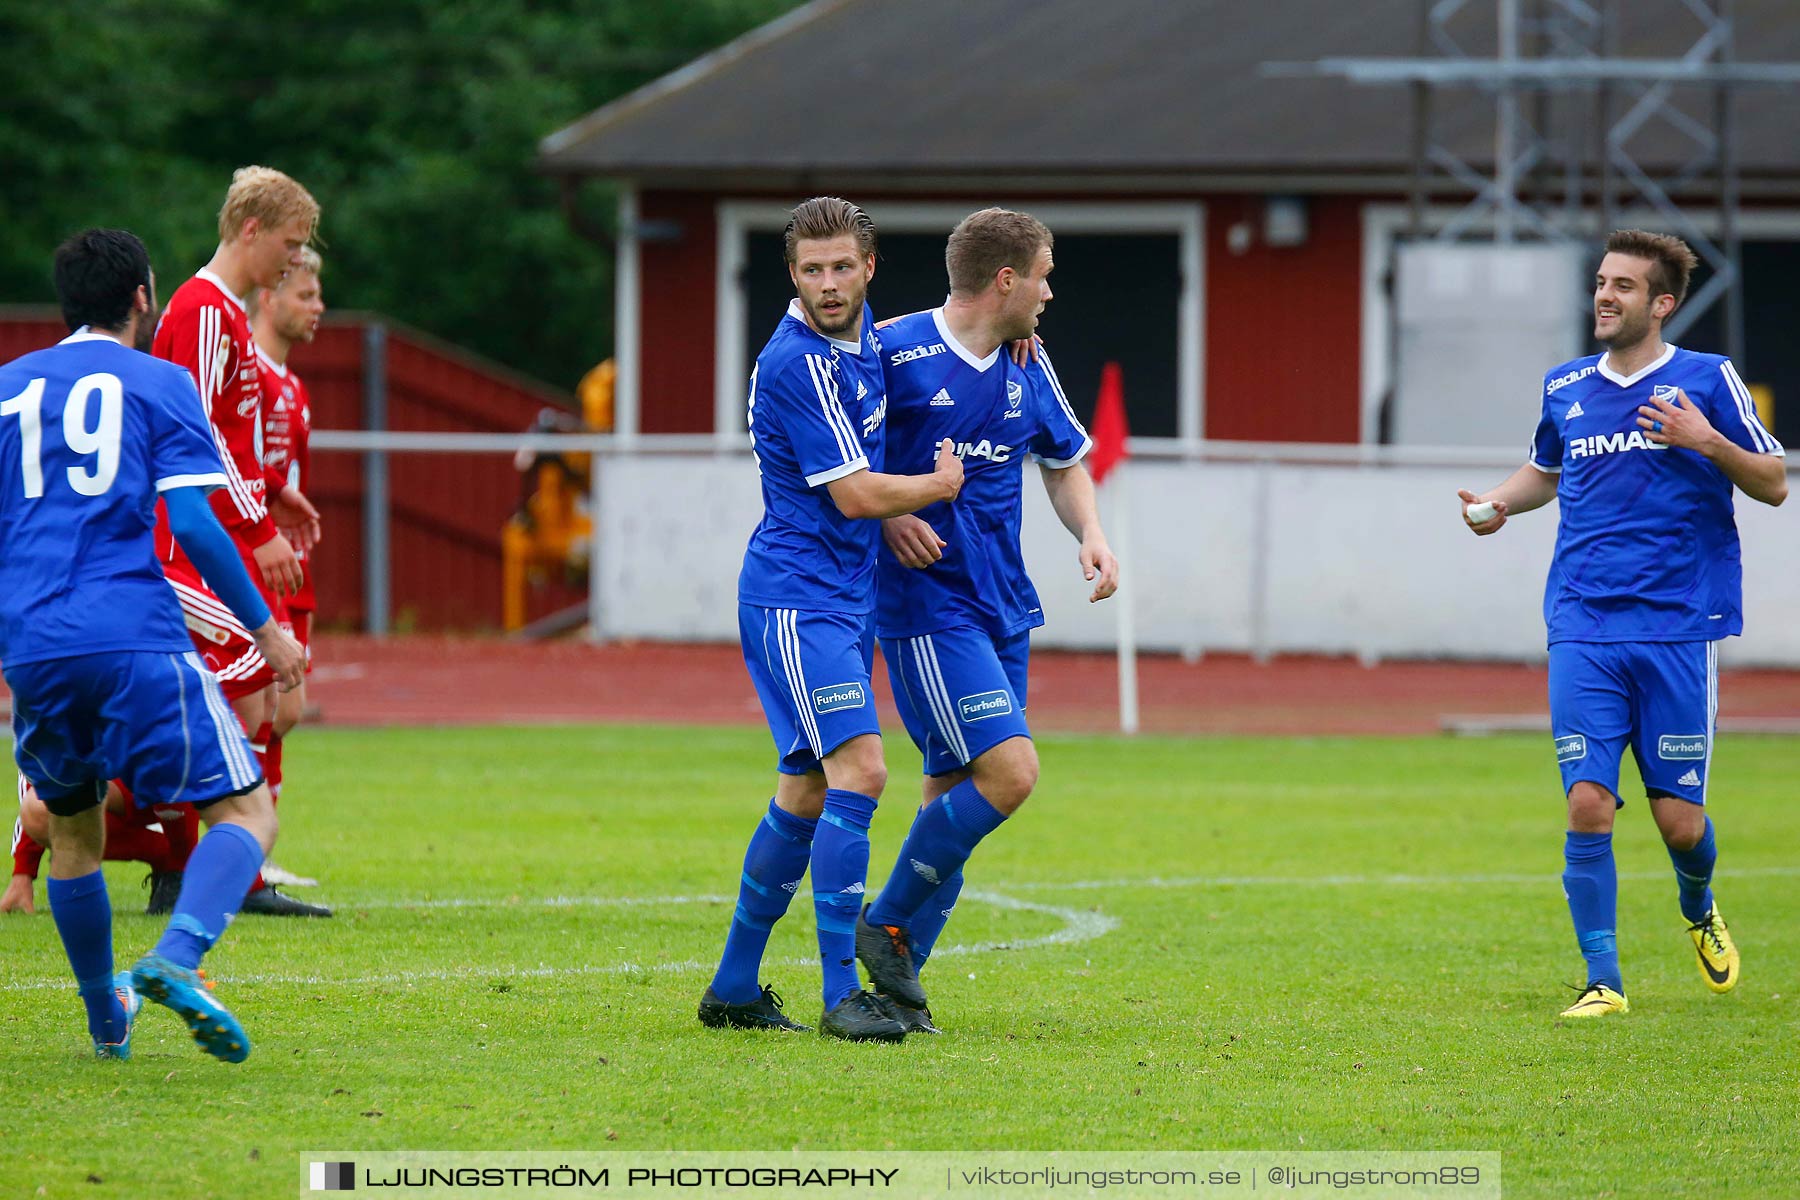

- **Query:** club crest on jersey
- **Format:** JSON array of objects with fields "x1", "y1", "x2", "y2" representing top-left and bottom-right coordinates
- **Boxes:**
[
  {"x1": 812, "y1": 681, "x2": 866, "y2": 715},
  {"x1": 1567, "y1": 429, "x2": 1670, "y2": 459},
  {"x1": 1004, "y1": 379, "x2": 1024, "y2": 418},
  {"x1": 954, "y1": 439, "x2": 1013, "y2": 463},
  {"x1": 1652, "y1": 384, "x2": 1680, "y2": 402},
  {"x1": 1555, "y1": 734, "x2": 1587, "y2": 763}
]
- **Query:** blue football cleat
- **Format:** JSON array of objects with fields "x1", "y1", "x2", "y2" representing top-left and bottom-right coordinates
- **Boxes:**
[
  {"x1": 94, "y1": 971, "x2": 142, "y2": 1060},
  {"x1": 130, "y1": 954, "x2": 252, "y2": 1063}
]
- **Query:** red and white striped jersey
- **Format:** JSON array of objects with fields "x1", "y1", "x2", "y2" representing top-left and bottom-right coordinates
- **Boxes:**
[
  {"x1": 257, "y1": 344, "x2": 317, "y2": 612},
  {"x1": 151, "y1": 269, "x2": 277, "y2": 557}
]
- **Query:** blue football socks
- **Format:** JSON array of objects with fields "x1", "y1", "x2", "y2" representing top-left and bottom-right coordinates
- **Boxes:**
[
  {"x1": 866, "y1": 779, "x2": 1007, "y2": 931},
  {"x1": 709, "y1": 799, "x2": 817, "y2": 1005},
  {"x1": 47, "y1": 870, "x2": 125, "y2": 1046},
  {"x1": 907, "y1": 868, "x2": 965, "y2": 976},
  {"x1": 1563, "y1": 830, "x2": 1622, "y2": 992},
  {"x1": 152, "y1": 822, "x2": 264, "y2": 970},
  {"x1": 1667, "y1": 815, "x2": 1718, "y2": 924},
  {"x1": 811, "y1": 789, "x2": 877, "y2": 1010}
]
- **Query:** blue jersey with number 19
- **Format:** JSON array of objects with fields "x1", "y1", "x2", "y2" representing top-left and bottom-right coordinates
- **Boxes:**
[
  {"x1": 1529, "y1": 344, "x2": 1784, "y2": 644},
  {"x1": 738, "y1": 301, "x2": 886, "y2": 614},
  {"x1": 0, "y1": 330, "x2": 227, "y2": 665}
]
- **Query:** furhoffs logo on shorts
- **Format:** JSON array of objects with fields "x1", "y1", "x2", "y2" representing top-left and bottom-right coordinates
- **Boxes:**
[{"x1": 812, "y1": 682, "x2": 866, "y2": 715}]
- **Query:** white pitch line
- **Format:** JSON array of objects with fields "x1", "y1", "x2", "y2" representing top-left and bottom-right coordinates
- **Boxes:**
[
  {"x1": 1000, "y1": 864, "x2": 1800, "y2": 891},
  {"x1": 0, "y1": 890, "x2": 1116, "y2": 993}
]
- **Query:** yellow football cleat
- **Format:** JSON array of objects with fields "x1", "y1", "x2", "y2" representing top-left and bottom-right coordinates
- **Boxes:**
[
  {"x1": 1686, "y1": 906, "x2": 1740, "y2": 993},
  {"x1": 1559, "y1": 983, "x2": 1629, "y2": 1018}
]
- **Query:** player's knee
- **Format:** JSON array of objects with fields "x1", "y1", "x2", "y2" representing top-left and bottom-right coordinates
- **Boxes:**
[
  {"x1": 1566, "y1": 782, "x2": 1615, "y2": 832},
  {"x1": 826, "y1": 736, "x2": 887, "y2": 798},
  {"x1": 973, "y1": 739, "x2": 1038, "y2": 814}
]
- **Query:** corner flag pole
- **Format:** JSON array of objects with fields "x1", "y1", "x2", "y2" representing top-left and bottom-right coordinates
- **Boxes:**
[
  {"x1": 1088, "y1": 362, "x2": 1137, "y2": 735},
  {"x1": 1113, "y1": 465, "x2": 1140, "y2": 735}
]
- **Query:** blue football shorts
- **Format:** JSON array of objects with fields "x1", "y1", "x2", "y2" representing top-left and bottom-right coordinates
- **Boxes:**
[
  {"x1": 739, "y1": 604, "x2": 882, "y2": 775},
  {"x1": 1547, "y1": 639, "x2": 1719, "y2": 806},
  {"x1": 880, "y1": 625, "x2": 1032, "y2": 776},
  {"x1": 7, "y1": 649, "x2": 263, "y2": 815}
]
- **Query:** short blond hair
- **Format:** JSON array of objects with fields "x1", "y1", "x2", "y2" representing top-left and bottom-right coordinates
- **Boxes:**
[
  {"x1": 248, "y1": 247, "x2": 323, "y2": 319},
  {"x1": 218, "y1": 165, "x2": 320, "y2": 244}
]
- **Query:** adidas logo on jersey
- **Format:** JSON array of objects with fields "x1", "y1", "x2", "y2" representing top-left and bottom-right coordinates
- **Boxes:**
[
  {"x1": 930, "y1": 388, "x2": 955, "y2": 407},
  {"x1": 856, "y1": 379, "x2": 868, "y2": 401},
  {"x1": 1676, "y1": 768, "x2": 1701, "y2": 787},
  {"x1": 1565, "y1": 400, "x2": 1584, "y2": 419}
]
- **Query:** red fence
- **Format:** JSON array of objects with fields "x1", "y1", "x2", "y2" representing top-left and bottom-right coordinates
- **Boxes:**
[{"x1": 0, "y1": 309, "x2": 583, "y2": 631}]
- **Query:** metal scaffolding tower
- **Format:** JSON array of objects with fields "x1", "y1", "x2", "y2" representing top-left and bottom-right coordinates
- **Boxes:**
[{"x1": 1270, "y1": 0, "x2": 1800, "y2": 364}]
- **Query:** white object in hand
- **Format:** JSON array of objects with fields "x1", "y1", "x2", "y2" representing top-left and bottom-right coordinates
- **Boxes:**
[{"x1": 1465, "y1": 500, "x2": 1499, "y2": 524}]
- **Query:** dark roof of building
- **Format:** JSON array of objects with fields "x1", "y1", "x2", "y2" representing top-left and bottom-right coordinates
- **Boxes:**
[{"x1": 539, "y1": 0, "x2": 1800, "y2": 194}]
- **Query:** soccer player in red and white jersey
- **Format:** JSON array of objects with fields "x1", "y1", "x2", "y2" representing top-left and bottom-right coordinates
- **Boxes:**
[
  {"x1": 4, "y1": 777, "x2": 200, "y2": 916},
  {"x1": 152, "y1": 165, "x2": 330, "y2": 917},
  {"x1": 251, "y1": 247, "x2": 325, "y2": 889}
]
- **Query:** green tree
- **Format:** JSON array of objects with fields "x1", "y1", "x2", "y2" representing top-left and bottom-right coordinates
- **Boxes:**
[{"x1": 0, "y1": 0, "x2": 804, "y2": 390}]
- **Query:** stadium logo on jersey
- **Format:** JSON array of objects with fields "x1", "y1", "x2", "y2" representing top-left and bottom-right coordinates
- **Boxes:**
[
  {"x1": 1547, "y1": 365, "x2": 1596, "y2": 395},
  {"x1": 958, "y1": 690, "x2": 1014, "y2": 722},
  {"x1": 930, "y1": 388, "x2": 955, "y2": 407},
  {"x1": 1658, "y1": 734, "x2": 1707, "y2": 760},
  {"x1": 1565, "y1": 400, "x2": 1584, "y2": 420},
  {"x1": 891, "y1": 343, "x2": 947, "y2": 366},
  {"x1": 954, "y1": 439, "x2": 1014, "y2": 463},
  {"x1": 1554, "y1": 734, "x2": 1587, "y2": 763},
  {"x1": 812, "y1": 681, "x2": 866, "y2": 714},
  {"x1": 1004, "y1": 380, "x2": 1024, "y2": 418},
  {"x1": 861, "y1": 394, "x2": 887, "y2": 438},
  {"x1": 1566, "y1": 430, "x2": 1670, "y2": 460}
]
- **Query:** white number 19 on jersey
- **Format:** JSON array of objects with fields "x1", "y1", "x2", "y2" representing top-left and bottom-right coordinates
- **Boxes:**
[{"x1": 2, "y1": 373, "x2": 124, "y2": 499}]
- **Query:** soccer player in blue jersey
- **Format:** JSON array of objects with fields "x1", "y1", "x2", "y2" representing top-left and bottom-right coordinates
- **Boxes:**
[
  {"x1": 854, "y1": 208, "x2": 1119, "y2": 1031},
  {"x1": 1, "y1": 229, "x2": 305, "y2": 1061},
  {"x1": 699, "y1": 197, "x2": 964, "y2": 1042},
  {"x1": 1459, "y1": 229, "x2": 1786, "y2": 1018}
]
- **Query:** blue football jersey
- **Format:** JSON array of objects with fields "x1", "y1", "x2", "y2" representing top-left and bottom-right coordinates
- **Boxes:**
[
  {"x1": 738, "y1": 301, "x2": 888, "y2": 614},
  {"x1": 874, "y1": 309, "x2": 1092, "y2": 640},
  {"x1": 0, "y1": 330, "x2": 228, "y2": 665},
  {"x1": 1528, "y1": 344, "x2": 1784, "y2": 644}
]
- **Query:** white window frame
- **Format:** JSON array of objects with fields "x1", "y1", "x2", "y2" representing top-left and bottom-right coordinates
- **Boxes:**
[
  {"x1": 715, "y1": 199, "x2": 1205, "y2": 447},
  {"x1": 1361, "y1": 202, "x2": 1800, "y2": 444}
]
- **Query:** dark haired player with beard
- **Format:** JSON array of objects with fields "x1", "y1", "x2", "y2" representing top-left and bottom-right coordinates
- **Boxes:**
[
  {"x1": 697, "y1": 197, "x2": 963, "y2": 1042},
  {"x1": 0, "y1": 228, "x2": 303, "y2": 1060},
  {"x1": 1459, "y1": 229, "x2": 1785, "y2": 1018}
]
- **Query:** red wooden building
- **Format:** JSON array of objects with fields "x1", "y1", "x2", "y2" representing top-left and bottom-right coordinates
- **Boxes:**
[{"x1": 538, "y1": 0, "x2": 1800, "y2": 449}]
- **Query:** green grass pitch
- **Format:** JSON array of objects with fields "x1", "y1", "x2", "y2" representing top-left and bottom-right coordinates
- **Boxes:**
[{"x1": 4, "y1": 725, "x2": 1798, "y2": 1197}]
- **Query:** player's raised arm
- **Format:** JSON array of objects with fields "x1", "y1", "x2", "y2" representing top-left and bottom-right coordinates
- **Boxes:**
[{"x1": 827, "y1": 438, "x2": 964, "y2": 519}]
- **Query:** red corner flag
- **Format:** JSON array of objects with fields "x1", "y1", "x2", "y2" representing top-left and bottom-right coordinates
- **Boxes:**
[{"x1": 1088, "y1": 361, "x2": 1130, "y2": 486}]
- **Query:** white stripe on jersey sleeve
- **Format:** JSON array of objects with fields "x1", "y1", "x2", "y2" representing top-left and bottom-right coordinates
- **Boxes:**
[
  {"x1": 197, "y1": 307, "x2": 218, "y2": 414},
  {"x1": 1036, "y1": 348, "x2": 1091, "y2": 438},
  {"x1": 804, "y1": 456, "x2": 870, "y2": 488},
  {"x1": 155, "y1": 472, "x2": 228, "y2": 492},
  {"x1": 803, "y1": 353, "x2": 862, "y2": 464},
  {"x1": 1719, "y1": 362, "x2": 1785, "y2": 456},
  {"x1": 210, "y1": 424, "x2": 265, "y2": 521}
]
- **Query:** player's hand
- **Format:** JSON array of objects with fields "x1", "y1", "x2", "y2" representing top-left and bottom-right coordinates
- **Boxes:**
[
  {"x1": 884, "y1": 515, "x2": 946, "y2": 568},
  {"x1": 1458, "y1": 488, "x2": 1507, "y2": 535},
  {"x1": 1, "y1": 874, "x2": 35, "y2": 914},
  {"x1": 933, "y1": 438, "x2": 965, "y2": 501},
  {"x1": 271, "y1": 485, "x2": 322, "y2": 552},
  {"x1": 1637, "y1": 387, "x2": 1720, "y2": 452},
  {"x1": 1009, "y1": 334, "x2": 1044, "y2": 366},
  {"x1": 252, "y1": 619, "x2": 306, "y2": 692},
  {"x1": 252, "y1": 533, "x2": 304, "y2": 597},
  {"x1": 1080, "y1": 536, "x2": 1119, "y2": 603}
]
